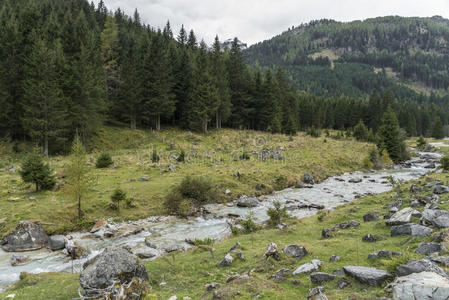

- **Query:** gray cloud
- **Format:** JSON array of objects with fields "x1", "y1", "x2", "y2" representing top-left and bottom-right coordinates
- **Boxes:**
[{"x1": 99, "y1": 0, "x2": 449, "y2": 46}]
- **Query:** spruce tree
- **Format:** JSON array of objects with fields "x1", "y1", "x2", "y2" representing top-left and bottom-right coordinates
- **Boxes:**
[
  {"x1": 141, "y1": 30, "x2": 176, "y2": 130},
  {"x1": 22, "y1": 37, "x2": 66, "y2": 156},
  {"x1": 431, "y1": 117, "x2": 444, "y2": 139},
  {"x1": 377, "y1": 105, "x2": 406, "y2": 163},
  {"x1": 211, "y1": 35, "x2": 231, "y2": 129},
  {"x1": 20, "y1": 151, "x2": 56, "y2": 191},
  {"x1": 353, "y1": 120, "x2": 369, "y2": 141},
  {"x1": 101, "y1": 16, "x2": 120, "y2": 105}
]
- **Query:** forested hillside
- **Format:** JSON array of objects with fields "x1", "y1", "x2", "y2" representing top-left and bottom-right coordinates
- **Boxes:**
[
  {"x1": 0, "y1": 1, "x2": 448, "y2": 156},
  {"x1": 244, "y1": 16, "x2": 449, "y2": 98}
]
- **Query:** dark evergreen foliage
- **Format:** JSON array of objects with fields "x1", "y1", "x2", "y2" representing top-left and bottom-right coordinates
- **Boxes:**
[{"x1": 20, "y1": 151, "x2": 56, "y2": 191}]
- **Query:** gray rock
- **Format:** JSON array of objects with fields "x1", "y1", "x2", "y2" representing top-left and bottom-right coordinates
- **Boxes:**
[
  {"x1": 283, "y1": 244, "x2": 308, "y2": 260},
  {"x1": 79, "y1": 245, "x2": 148, "y2": 292},
  {"x1": 219, "y1": 253, "x2": 234, "y2": 266},
  {"x1": 10, "y1": 255, "x2": 31, "y2": 266},
  {"x1": 385, "y1": 199, "x2": 403, "y2": 208},
  {"x1": 425, "y1": 162, "x2": 436, "y2": 169},
  {"x1": 410, "y1": 200, "x2": 420, "y2": 207},
  {"x1": 303, "y1": 173, "x2": 315, "y2": 184},
  {"x1": 335, "y1": 220, "x2": 360, "y2": 229},
  {"x1": 434, "y1": 185, "x2": 449, "y2": 194},
  {"x1": 136, "y1": 247, "x2": 159, "y2": 259},
  {"x1": 421, "y1": 209, "x2": 449, "y2": 228},
  {"x1": 307, "y1": 286, "x2": 327, "y2": 300},
  {"x1": 337, "y1": 278, "x2": 351, "y2": 289},
  {"x1": 48, "y1": 235, "x2": 66, "y2": 251},
  {"x1": 264, "y1": 242, "x2": 280, "y2": 260},
  {"x1": 138, "y1": 176, "x2": 149, "y2": 181},
  {"x1": 391, "y1": 223, "x2": 433, "y2": 237},
  {"x1": 164, "y1": 244, "x2": 183, "y2": 253},
  {"x1": 329, "y1": 255, "x2": 340, "y2": 262},
  {"x1": 385, "y1": 207, "x2": 419, "y2": 226},
  {"x1": 348, "y1": 177, "x2": 362, "y2": 183},
  {"x1": 362, "y1": 234, "x2": 383, "y2": 242},
  {"x1": 310, "y1": 272, "x2": 335, "y2": 284},
  {"x1": 236, "y1": 196, "x2": 259, "y2": 207},
  {"x1": 363, "y1": 212, "x2": 379, "y2": 222},
  {"x1": 343, "y1": 266, "x2": 391, "y2": 286},
  {"x1": 416, "y1": 243, "x2": 445, "y2": 255},
  {"x1": 428, "y1": 256, "x2": 449, "y2": 266},
  {"x1": 293, "y1": 259, "x2": 323, "y2": 275},
  {"x1": 65, "y1": 240, "x2": 87, "y2": 259},
  {"x1": 270, "y1": 268, "x2": 290, "y2": 282},
  {"x1": 205, "y1": 282, "x2": 220, "y2": 291},
  {"x1": 368, "y1": 250, "x2": 401, "y2": 260},
  {"x1": 390, "y1": 271, "x2": 449, "y2": 300},
  {"x1": 2, "y1": 221, "x2": 48, "y2": 252},
  {"x1": 410, "y1": 184, "x2": 422, "y2": 194},
  {"x1": 396, "y1": 259, "x2": 449, "y2": 279}
]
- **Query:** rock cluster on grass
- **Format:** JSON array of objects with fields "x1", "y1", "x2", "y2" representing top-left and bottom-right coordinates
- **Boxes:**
[
  {"x1": 322, "y1": 220, "x2": 360, "y2": 238},
  {"x1": 390, "y1": 223, "x2": 432, "y2": 237}
]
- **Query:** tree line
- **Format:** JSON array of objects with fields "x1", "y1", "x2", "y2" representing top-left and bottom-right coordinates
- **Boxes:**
[{"x1": 0, "y1": 0, "x2": 447, "y2": 156}]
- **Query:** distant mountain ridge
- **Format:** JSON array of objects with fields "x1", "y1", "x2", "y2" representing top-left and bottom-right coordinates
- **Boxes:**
[{"x1": 244, "y1": 16, "x2": 449, "y2": 99}]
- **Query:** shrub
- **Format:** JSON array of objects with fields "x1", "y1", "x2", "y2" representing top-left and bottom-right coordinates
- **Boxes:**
[
  {"x1": 239, "y1": 151, "x2": 250, "y2": 160},
  {"x1": 96, "y1": 153, "x2": 113, "y2": 168},
  {"x1": 267, "y1": 201, "x2": 289, "y2": 226},
  {"x1": 20, "y1": 152, "x2": 56, "y2": 191},
  {"x1": 274, "y1": 175, "x2": 288, "y2": 190},
  {"x1": 177, "y1": 149, "x2": 185, "y2": 162},
  {"x1": 240, "y1": 210, "x2": 261, "y2": 234},
  {"x1": 353, "y1": 120, "x2": 368, "y2": 141},
  {"x1": 441, "y1": 155, "x2": 449, "y2": 171},
  {"x1": 151, "y1": 149, "x2": 160, "y2": 163},
  {"x1": 164, "y1": 176, "x2": 217, "y2": 215},
  {"x1": 416, "y1": 136, "x2": 427, "y2": 150},
  {"x1": 111, "y1": 188, "x2": 126, "y2": 212},
  {"x1": 307, "y1": 126, "x2": 321, "y2": 137}
]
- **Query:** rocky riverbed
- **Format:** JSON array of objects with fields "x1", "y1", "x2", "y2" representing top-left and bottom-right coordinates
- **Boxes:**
[{"x1": 0, "y1": 150, "x2": 442, "y2": 293}]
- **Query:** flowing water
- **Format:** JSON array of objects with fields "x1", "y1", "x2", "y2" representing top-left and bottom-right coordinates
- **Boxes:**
[{"x1": 0, "y1": 150, "x2": 442, "y2": 292}]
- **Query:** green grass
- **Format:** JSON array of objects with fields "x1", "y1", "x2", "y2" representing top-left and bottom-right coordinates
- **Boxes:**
[
  {"x1": 0, "y1": 126, "x2": 371, "y2": 236},
  {"x1": 3, "y1": 171, "x2": 449, "y2": 300}
]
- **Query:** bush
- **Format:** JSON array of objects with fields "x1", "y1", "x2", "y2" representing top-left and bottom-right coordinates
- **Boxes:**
[
  {"x1": 152, "y1": 149, "x2": 160, "y2": 163},
  {"x1": 353, "y1": 120, "x2": 368, "y2": 141},
  {"x1": 96, "y1": 153, "x2": 113, "y2": 168},
  {"x1": 416, "y1": 136, "x2": 427, "y2": 150},
  {"x1": 164, "y1": 176, "x2": 217, "y2": 215},
  {"x1": 441, "y1": 155, "x2": 449, "y2": 171},
  {"x1": 267, "y1": 201, "x2": 289, "y2": 226},
  {"x1": 274, "y1": 175, "x2": 288, "y2": 190},
  {"x1": 307, "y1": 126, "x2": 321, "y2": 137},
  {"x1": 239, "y1": 151, "x2": 250, "y2": 160},
  {"x1": 177, "y1": 149, "x2": 185, "y2": 162},
  {"x1": 240, "y1": 210, "x2": 261, "y2": 234},
  {"x1": 111, "y1": 188, "x2": 126, "y2": 212},
  {"x1": 20, "y1": 152, "x2": 56, "y2": 191}
]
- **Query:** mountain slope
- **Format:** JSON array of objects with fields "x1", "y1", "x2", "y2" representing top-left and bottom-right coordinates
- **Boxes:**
[{"x1": 244, "y1": 16, "x2": 449, "y2": 99}]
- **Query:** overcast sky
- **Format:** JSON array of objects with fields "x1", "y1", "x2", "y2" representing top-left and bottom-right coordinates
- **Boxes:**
[{"x1": 98, "y1": 0, "x2": 449, "y2": 46}]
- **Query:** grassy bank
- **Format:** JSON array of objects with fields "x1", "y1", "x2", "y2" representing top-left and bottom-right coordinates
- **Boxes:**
[
  {"x1": 0, "y1": 127, "x2": 371, "y2": 236},
  {"x1": 3, "y1": 170, "x2": 449, "y2": 299}
]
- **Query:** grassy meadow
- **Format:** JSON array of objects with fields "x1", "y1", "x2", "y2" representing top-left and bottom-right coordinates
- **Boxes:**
[{"x1": 0, "y1": 127, "x2": 371, "y2": 236}]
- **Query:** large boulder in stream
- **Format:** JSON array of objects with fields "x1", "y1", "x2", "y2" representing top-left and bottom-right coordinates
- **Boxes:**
[
  {"x1": 79, "y1": 245, "x2": 148, "y2": 293},
  {"x1": 1, "y1": 221, "x2": 48, "y2": 252},
  {"x1": 236, "y1": 196, "x2": 259, "y2": 207}
]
